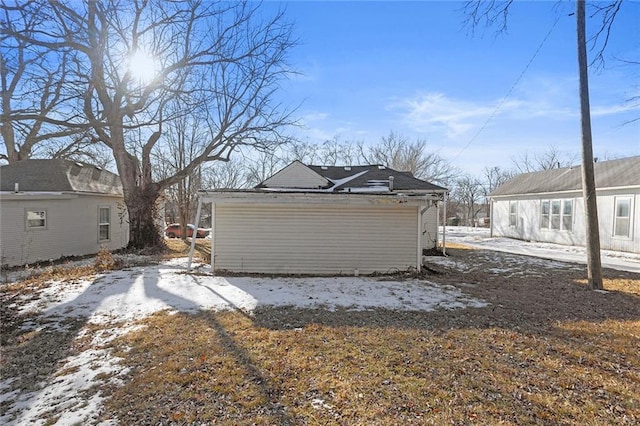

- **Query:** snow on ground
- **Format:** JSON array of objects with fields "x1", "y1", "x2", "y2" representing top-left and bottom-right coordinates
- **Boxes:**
[
  {"x1": 444, "y1": 226, "x2": 640, "y2": 274},
  {"x1": 1, "y1": 257, "x2": 487, "y2": 425},
  {"x1": 3, "y1": 227, "x2": 638, "y2": 425}
]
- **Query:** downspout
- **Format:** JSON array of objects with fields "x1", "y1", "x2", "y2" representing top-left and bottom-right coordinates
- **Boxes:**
[
  {"x1": 442, "y1": 192, "x2": 447, "y2": 256},
  {"x1": 187, "y1": 195, "x2": 203, "y2": 273},
  {"x1": 435, "y1": 200, "x2": 440, "y2": 248},
  {"x1": 489, "y1": 198, "x2": 494, "y2": 238},
  {"x1": 416, "y1": 206, "x2": 422, "y2": 273}
]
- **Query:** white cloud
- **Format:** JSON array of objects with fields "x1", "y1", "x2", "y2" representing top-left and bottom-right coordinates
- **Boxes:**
[
  {"x1": 391, "y1": 89, "x2": 637, "y2": 140},
  {"x1": 392, "y1": 92, "x2": 522, "y2": 139}
]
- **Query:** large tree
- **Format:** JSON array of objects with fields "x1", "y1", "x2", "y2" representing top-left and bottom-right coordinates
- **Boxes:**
[
  {"x1": 0, "y1": 1, "x2": 96, "y2": 163},
  {"x1": 5, "y1": 0, "x2": 296, "y2": 248}
]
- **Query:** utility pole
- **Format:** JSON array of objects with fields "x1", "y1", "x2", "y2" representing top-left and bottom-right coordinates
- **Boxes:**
[{"x1": 576, "y1": 0, "x2": 603, "y2": 290}]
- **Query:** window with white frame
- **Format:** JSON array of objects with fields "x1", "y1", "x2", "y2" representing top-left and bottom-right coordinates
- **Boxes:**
[
  {"x1": 509, "y1": 201, "x2": 517, "y2": 227},
  {"x1": 614, "y1": 197, "x2": 631, "y2": 238},
  {"x1": 99, "y1": 207, "x2": 110, "y2": 241},
  {"x1": 562, "y1": 200, "x2": 573, "y2": 231},
  {"x1": 540, "y1": 199, "x2": 573, "y2": 231},
  {"x1": 541, "y1": 201, "x2": 550, "y2": 229},
  {"x1": 26, "y1": 210, "x2": 47, "y2": 229}
]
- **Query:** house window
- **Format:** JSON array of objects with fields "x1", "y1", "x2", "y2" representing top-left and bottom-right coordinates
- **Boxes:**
[
  {"x1": 614, "y1": 197, "x2": 631, "y2": 238},
  {"x1": 541, "y1": 201, "x2": 550, "y2": 229},
  {"x1": 562, "y1": 200, "x2": 573, "y2": 231},
  {"x1": 551, "y1": 200, "x2": 561, "y2": 230},
  {"x1": 541, "y1": 199, "x2": 573, "y2": 232},
  {"x1": 99, "y1": 207, "x2": 110, "y2": 241},
  {"x1": 509, "y1": 201, "x2": 517, "y2": 227},
  {"x1": 26, "y1": 210, "x2": 47, "y2": 229}
]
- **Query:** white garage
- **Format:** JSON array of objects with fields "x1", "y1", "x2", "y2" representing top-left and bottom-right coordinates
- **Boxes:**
[{"x1": 192, "y1": 162, "x2": 448, "y2": 275}]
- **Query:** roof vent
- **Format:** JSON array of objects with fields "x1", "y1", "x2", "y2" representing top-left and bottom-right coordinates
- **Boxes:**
[
  {"x1": 95, "y1": 166, "x2": 102, "y2": 171},
  {"x1": 378, "y1": 165, "x2": 386, "y2": 170},
  {"x1": 344, "y1": 166, "x2": 351, "y2": 171},
  {"x1": 75, "y1": 162, "x2": 84, "y2": 167},
  {"x1": 321, "y1": 166, "x2": 328, "y2": 170}
]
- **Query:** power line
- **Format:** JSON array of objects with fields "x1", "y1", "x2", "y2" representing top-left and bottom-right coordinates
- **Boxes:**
[{"x1": 452, "y1": 14, "x2": 563, "y2": 161}]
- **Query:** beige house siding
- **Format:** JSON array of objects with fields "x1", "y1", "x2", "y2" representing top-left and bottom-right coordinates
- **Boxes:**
[
  {"x1": 0, "y1": 193, "x2": 129, "y2": 267},
  {"x1": 213, "y1": 203, "x2": 419, "y2": 274},
  {"x1": 261, "y1": 161, "x2": 328, "y2": 189}
]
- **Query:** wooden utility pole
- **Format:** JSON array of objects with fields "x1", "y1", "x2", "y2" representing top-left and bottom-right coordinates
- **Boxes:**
[{"x1": 576, "y1": 0, "x2": 603, "y2": 290}]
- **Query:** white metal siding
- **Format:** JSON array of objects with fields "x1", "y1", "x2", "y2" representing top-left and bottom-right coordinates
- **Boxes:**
[
  {"x1": 0, "y1": 194, "x2": 129, "y2": 267},
  {"x1": 213, "y1": 203, "x2": 418, "y2": 274},
  {"x1": 491, "y1": 189, "x2": 640, "y2": 254},
  {"x1": 421, "y1": 204, "x2": 439, "y2": 249}
]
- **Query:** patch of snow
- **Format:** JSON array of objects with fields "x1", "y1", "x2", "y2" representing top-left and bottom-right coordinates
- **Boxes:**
[
  {"x1": 444, "y1": 226, "x2": 640, "y2": 273},
  {"x1": 1, "y1": 257, "x2": 488, "y2": 425}
]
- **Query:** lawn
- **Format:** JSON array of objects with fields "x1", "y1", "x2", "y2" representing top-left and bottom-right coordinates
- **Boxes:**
[{"x1": 1, "y1": 242, "x2": 638, "y2": 425}]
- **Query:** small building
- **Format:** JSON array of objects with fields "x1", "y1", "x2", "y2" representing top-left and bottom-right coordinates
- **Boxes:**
[
  {"x1": 197, "y1": 161, "x2": 448, "y2": 275},
  {"x1": 489, "y1": 156, "x2": 640, "y2": 254},
  {"x1": 0, "y1": 159, "x2": 129, "y2": 267}
]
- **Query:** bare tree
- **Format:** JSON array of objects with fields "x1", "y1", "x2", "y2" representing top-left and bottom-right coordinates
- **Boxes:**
[
  {"x1": 243, "y1": 149, "x2": 290, "y2": 188},
  {"x1": 359, "y1": 132, "x2": 457, "y2": 186},
  {"x1": 483, "y1": 165, "x2": 514, "y2": 194},
  {"x1": 154, "y1": 111, "x2": 207, "y2": 240},
  {"x1": 511, "y1": 146, "x2": 579, "y2": 173},
  {"x1": 202, "y1": 161, "x2": 249, "y2": 190},
  {"x1": 7, "y1": 0, "x2": 296, "y2": 248},
  {"x1": 480, "y1": 165, "x2": 514, "y2": 226},
  {"x1": 453, "y1": 174, "x2": 484, "y2": 226},
  {"x1": 0, "y1": 1, "x2": 93, "y2": 163}
]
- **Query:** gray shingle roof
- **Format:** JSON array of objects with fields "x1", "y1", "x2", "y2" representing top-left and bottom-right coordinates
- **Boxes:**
[
  {"x1": 0, "y1": 159, "x2": 123, "y2": 195},
  {"x1": 490, "y1": 156, "x2": 640, "y2": 197},
  {"x1": 307, "y1": 164, "x2": 447, "y2": 192}
]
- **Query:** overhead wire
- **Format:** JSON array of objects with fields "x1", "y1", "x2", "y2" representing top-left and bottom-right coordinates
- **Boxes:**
[{"x1": 452, "y1": 13, "x2": 563, "y2": 161}]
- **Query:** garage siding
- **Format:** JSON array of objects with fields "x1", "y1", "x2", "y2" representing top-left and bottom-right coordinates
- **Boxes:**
[{"x1": 213, "y1": 203, "x2": 418, "y2": 274}]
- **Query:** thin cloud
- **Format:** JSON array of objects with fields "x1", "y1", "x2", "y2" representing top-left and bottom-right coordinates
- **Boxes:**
[
  {"x1": 392, "y1": 91, "x2": 636, "y2": 139},
  {"x1": 392, "y1": 93, "x2": 522, "y2": 138}
]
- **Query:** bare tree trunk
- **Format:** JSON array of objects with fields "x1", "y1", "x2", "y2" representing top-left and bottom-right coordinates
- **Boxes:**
[
  {"x1": 125, "y1": 184, "x2": 163, "y2": 250},
  {"x1": 577, "y1": 0, "x2": 603, "y2": 290}
]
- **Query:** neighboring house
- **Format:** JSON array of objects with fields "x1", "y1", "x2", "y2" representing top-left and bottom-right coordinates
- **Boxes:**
[
  {"x1": 490, "y1": 156, "x2": 640, "y2": 254},
  {"x1": 196, "y1": 160, "x2": 448, "y2": 274},
  {"x1": 0, "y1": 159, "x2": 129, "y2": 267}
]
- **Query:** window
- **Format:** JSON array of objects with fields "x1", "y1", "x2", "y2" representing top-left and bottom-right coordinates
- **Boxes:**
[
  {"x1": 540, "y1": 199, "x2": 573, "y2": 232},
  {"x1": 509, "y1": 201, "x2": 517, "y2": 227},
  {"x1": 562, "y1": 200, "x2": 573, "y2": 231},
  {"x1": 614, "y1": 197, "x2": 631, "y2": 237},
  {"x1": 551, "y1": 200, "x2": 561, "y2": 230},
  {"x1": 541, "y1": 201, "x2": 550, "y2": 229},
  {"x1": 99, "y1": 207, "x2": 110, "y2": 241},
  {"x1": 26, "y1": 210, "x2": 46, "y2": 229}
]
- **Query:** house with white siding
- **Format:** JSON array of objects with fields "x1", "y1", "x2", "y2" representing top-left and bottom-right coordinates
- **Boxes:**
[
  {"x1": 196, "y1": 161, "x2": 448, "y2": 275},
  {"x1": 0, "y1": 159, "x2": 129, "y2": 267},
  {"x1": 489, "y1": 156, "x2": 640, "y2": 254}
]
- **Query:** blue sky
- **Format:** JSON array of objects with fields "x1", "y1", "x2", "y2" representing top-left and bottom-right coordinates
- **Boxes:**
[{"x1": 272, "y1": 0, "x2": 640, "y2": 176}]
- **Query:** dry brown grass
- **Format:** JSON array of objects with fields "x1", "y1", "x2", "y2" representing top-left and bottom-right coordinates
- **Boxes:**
[
  {"x1": 163, "y1": 238, "x2": 211, "y2": 262},
  {"x1": 105, "y1": 307, "x2": 639, "y2": 425},
  {"x1": 3, "y1": 242, "x2": 638, "y2": 425},
  {"x1": 102, "y1": 247, "x2": 640, "y2": 425}
]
